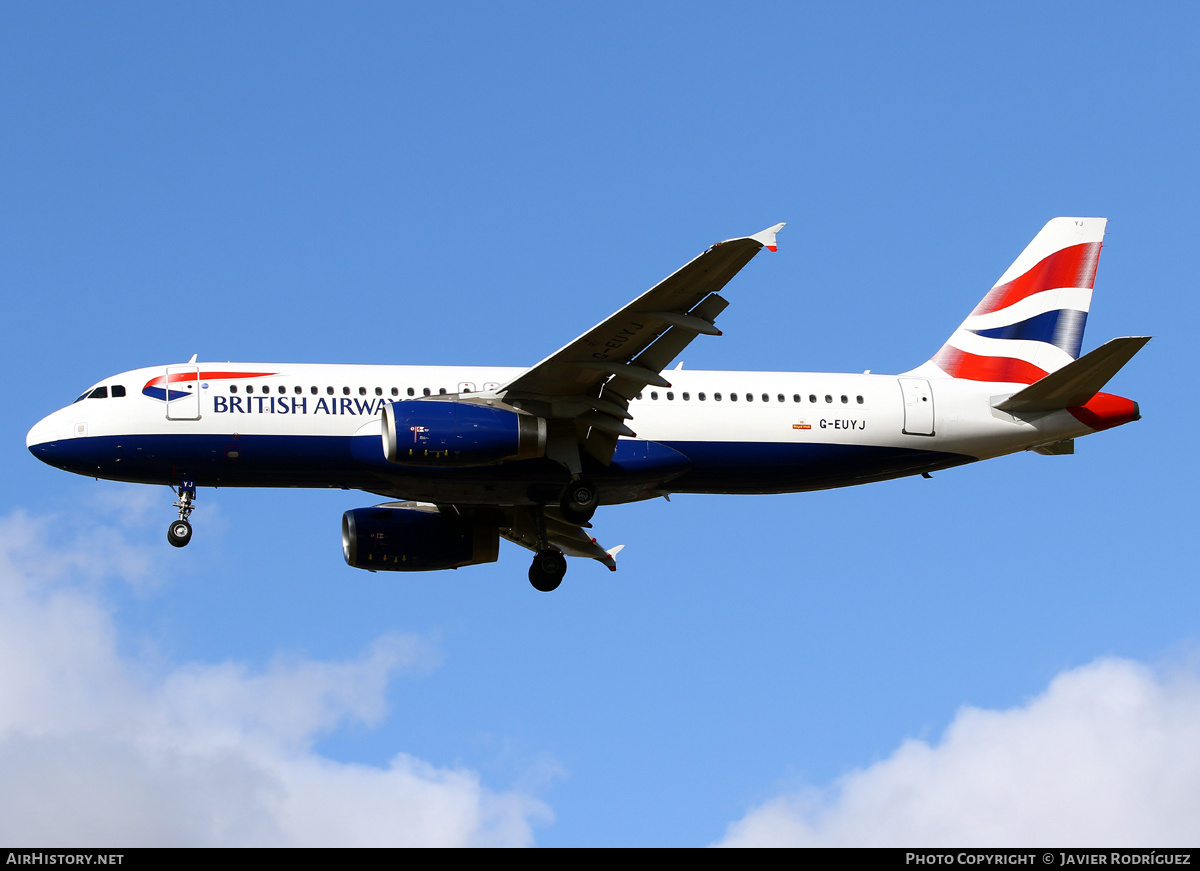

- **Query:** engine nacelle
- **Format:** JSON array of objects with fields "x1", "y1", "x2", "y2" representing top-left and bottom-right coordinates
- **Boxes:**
[
  {"x1": 381, "y1": 400, "x2": 546, "y2": 467},
  {"x1": 342, "y1": 504, "x2": 499, "y2": 572}
]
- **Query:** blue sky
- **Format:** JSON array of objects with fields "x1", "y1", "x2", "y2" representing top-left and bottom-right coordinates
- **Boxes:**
[{"x1": 2, "y1": 2, "x2": 1198, "y2": 846}]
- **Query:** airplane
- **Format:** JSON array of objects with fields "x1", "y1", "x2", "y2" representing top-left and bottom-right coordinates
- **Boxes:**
[{"x1": 27, "y1": 217, "x2": 1148, "y2": 591}]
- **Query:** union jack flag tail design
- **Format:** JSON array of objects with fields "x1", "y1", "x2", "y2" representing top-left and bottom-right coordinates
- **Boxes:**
[{"x1": 916, "y1": 217, "x2": 1107, "y2": 385}]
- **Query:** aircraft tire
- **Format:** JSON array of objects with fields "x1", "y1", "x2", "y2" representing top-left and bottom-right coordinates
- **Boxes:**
[
  {"x1": 168, "y1": 519, "x2": 193, "y2": 548},
  {"x1": 528, "y1": 549, "x2": 566, "y2": 592},
  {"x1": 559, "y1": 480, "x2": 598, "y2": 524}
]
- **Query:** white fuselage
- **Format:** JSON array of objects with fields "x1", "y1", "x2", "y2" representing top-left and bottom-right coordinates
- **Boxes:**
[{"x1": 27, "y1": 361, "x2": 1096, "y2": 504}]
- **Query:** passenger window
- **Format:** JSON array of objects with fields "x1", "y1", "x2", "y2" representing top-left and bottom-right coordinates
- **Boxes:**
[
  {"x1": 294, "y1": 386, "x2": 302, "y2": 394},
  {"x1": 792, "y1": 394, "x2": 800, "y2": 403},
  {"x1": 698, "y1": 392, "x2": 705, "y2": 401},
  {"x1": 841, "y1": 395, "x2": 848, "y2": 404},
  {"x1": 342, "y1": 387, "x2": 350, "y2": 395},
  {"x1": 777, "y1": 394, "x2": 785, "y2": 403},
  {"x1": 825, "y1": 395, "x2": 832, "y2": 403},
  {"x1": 230, "y1": 385, "x2": 238, "y2": 394},
  {"x1": 327, "y1": 386, "x2": 334, "y2": 395},
  {"x1": 746, "y1": 393, "x2": 753, "y2": 402},
  {"x1": 762, "y1": 393, "x2": 769, "y2": 402},
  {"x1": 247, "y1": 385, "x2": 254, "y2": 394},
  {"x1": 358, "y1": 387, "x2": 367, "y2": 396},
  {"x1": 408, "y1": 388, "x2": 415, "y2": 396},
  {"x1": 438, "y1": 388, "x2": 447, "y2": 395},
  {"x1": 423, "y1": 388, "x2": 431, "y2": 396},
  {"x1": 809, "y1": 394, "x2": 817, "y2": 403},
  {"x1": 310, "y1": 386, "x2": 318, "y2": 395},
  {"x1": 666, "y1": 392, "x2": 674, "y2": 400},
  {"x1": 375, "y1": 387, "x2": 383, "y2": 396},
  {"x1": 730, "y1": 393, "x2": 737, "y2": 402},
  {"x1": 713, "y1": 392, "x2": 720, "y2": 401},
  {"x1": 857, "y1": 395, "x2": 864, "y2": 404},
  {"x1": 636, "y1": 392, "x2": 643, "y2": 400},
  {"x1": 278, "y1": 386, "x2": 286, "y2": 394},
  {"x1": 89, "y1": 386, "x2": 108, "y2": 399},
  {"x1": 650, "y1": 391, "x2": 658, "y2": 400}
]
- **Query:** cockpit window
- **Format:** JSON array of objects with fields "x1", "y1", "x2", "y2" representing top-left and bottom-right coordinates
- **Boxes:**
[
  {"x1": 89, "y1": 386, "x2": 108, "y2": 399},
  {"x1": 111, "y1": 385, "x2": 126, "y2": 398}
]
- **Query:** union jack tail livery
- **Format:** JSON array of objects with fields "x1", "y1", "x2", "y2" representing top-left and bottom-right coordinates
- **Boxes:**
[{"x1": 924, "y1": 217, "x2": 1106, "y2": 384}]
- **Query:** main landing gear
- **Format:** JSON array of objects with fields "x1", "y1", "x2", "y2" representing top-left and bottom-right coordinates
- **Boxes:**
[
  {"x1": 525, "y1": 480, "x2": 598, "y2": 589},
  {"x1": 528, "y1": 549, "x2": 567, "y2": 593},
  {"x1": 525, "y1": 504, "x2": 568, "y2": 592},
  {"x1": 168, "y1": 479, "x2": 196, "y2": 548},
  {"x1": 558, "y1": 478, "x2": 598, "y2": 524}
]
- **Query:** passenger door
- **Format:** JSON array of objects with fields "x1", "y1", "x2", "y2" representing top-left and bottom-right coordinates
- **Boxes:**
[
  {"x1": 898, "y1": 377, "x2": 934, "y2": 436},
  {"x1": 165, "y1": 366, "x2": 201, "y2": 420}
]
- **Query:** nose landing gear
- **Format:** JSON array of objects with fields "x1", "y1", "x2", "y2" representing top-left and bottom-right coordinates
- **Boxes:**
[{"x1": 168, "y1": 480, "x2": 196, "y2": 548}]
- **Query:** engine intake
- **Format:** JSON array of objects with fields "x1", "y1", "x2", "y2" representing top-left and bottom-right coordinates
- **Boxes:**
[
  {"x1": 342, "y1": 504, "x2": 499, "y2": 571},
  {"x1": 381, "y1": 400, "x2": 546, "y2": 467}
]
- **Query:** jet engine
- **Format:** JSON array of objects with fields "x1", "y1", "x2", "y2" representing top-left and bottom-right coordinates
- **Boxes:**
[
  {"x1": 342, "y1": 504, "x2": 499, "y2": 571},
  {"x1": 381, "y1": 400, "x2": 546, "y2": 467}
]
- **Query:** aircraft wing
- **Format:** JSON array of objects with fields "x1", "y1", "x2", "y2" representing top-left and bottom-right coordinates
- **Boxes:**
[
  {"x1": 499, "y1": 223, "x2": 784, "y2": 463},
  {"x1": 501, "y1": 507, "x2": 625, "y2": 571}
]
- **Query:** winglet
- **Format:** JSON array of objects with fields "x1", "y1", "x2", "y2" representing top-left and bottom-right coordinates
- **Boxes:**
[
  {"x1": 750, "y1": 222, "x2": 786, "y2": 252},
  {"x1": 601, "y1": 543, "x2": 625, "y2": 572}
]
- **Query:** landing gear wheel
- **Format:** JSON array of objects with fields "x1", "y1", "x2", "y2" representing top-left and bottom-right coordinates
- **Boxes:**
[
  {"x1": 559, "y1": 479, "x2": 598, "y2": 524},
  {"x1": 167, "y1": 519, "x2": 193, "y2": 548},
  {"x1": 528, "y1": 549, "x2": 567, "y2": 592},
  {"x1": 169, "y1": 479, "x2": 197, "y2": 549}
]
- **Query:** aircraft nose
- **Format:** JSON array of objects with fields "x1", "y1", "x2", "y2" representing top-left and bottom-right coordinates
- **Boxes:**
[{"x1": 27, "y1": 412, "x2": 59, "y2": 450}]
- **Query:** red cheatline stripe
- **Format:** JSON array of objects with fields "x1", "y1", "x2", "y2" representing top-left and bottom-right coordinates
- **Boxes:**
[
  {"x1": 144, "y1": 371, "x2": 277, "y2": 387},
  {"x1": 933, "y1": 346, "x2": 1049, "y2": 384},
  {"x1": 971, "y1": 242, "x2": 1102, "y2": 316}
]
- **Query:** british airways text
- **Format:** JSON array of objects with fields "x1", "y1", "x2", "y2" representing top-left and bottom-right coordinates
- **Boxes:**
[{"x1": 213, "y1": 397, "x2": 388, "y2": 416}]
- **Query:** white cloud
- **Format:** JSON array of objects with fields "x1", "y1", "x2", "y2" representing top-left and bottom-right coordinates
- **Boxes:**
[
  {"x1": 717, "y1": 657, "x2": 1200, "y2": 846},
  {"x1": 0, "y1": 511, "x2": 551, "y2": 846}
]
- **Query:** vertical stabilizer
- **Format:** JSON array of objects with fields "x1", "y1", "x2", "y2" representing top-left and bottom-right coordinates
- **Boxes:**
[{"x1": 915, "y1": 217, "x2": 1107, "y2": 384}]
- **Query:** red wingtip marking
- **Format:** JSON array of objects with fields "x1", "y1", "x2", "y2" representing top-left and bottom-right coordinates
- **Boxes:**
[
  {"x1": 767, "y1": 245, "x2": 777, "y2": 252},
  {"x1": 716, "y1": 330, "x2": 723, "y2": 336}
]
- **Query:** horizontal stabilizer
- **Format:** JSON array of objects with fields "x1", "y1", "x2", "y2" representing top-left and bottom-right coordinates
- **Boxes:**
[{"x1": 995, "y1": 336, "x2": 1150, "y2": 413}]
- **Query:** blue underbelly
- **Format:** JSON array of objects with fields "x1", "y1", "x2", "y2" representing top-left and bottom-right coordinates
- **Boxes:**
[{"x1": 29, "y1": 433, "x2": 972, "y2": 498}]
